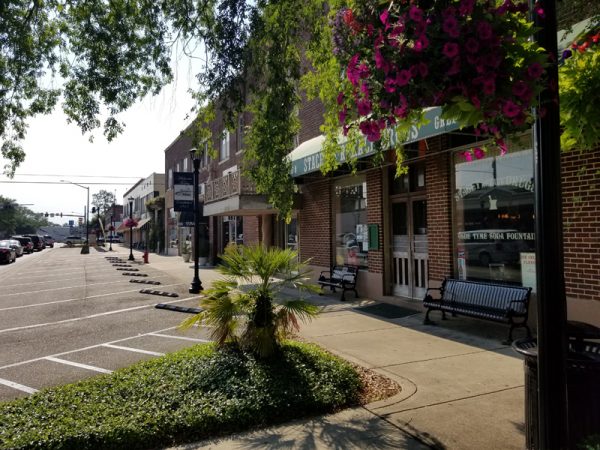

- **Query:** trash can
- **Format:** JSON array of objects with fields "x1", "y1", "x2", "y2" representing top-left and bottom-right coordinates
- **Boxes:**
[{"x1": 513, "y1": 321, "x2": 600, "y2": 449}]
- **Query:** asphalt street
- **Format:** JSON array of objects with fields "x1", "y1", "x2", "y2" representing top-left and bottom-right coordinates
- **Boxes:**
[{"x1": 0, "y1": 245, "x2": 209, "y2": 402}]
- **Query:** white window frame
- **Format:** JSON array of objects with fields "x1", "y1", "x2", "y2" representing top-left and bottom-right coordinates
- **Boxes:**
[{"x1": 220, "y1": 130, "x2": 230, "y2": 162}]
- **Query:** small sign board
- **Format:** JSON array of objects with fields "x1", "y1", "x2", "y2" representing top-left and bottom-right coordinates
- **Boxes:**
[
  {"x1": 520, "y1": 252, "x2": 536, "y2": 293},
  {"x1": 173, "y1": 172, "x2": 194, "y2": 212}
]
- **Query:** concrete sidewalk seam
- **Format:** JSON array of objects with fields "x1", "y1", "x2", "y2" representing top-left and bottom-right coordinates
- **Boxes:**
[
  {"x1": 373, "y1": 346, "x2": 510, "y2": 369},
  {"x1": 376, "y1": 384, "x2": 524, "y2": 416}
]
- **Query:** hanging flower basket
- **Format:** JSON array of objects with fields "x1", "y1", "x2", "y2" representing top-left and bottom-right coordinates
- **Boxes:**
[
  {"x1": 333, "y1": 0, "x2": 547, "y2": 149},
  {"x1": 124, "y1": 218, "x2": 138, "y2": 228},
  {"x1": 108, "y1": 225, "x2": 115, "y2": 232},
  {"x1": 559, "y1": 21, "x2": 600, "y2": 151}
]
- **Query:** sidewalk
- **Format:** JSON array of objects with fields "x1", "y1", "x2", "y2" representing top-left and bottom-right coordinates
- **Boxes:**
[{"x1": 109, "y1": 248, "x2": 526, "y2": 449}]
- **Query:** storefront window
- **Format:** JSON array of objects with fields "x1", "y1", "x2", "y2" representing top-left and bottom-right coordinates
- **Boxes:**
[
  {"x1": 453, "y1": 134, "x2": 536, "y2": 288},
  {"x1": 333, "y1": 176, "x2": 368, "y2": 268}
]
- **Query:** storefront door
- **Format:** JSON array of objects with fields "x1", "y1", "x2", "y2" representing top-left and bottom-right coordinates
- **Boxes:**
[{"x1": 391, "y1": 198, "x2": 428, "y2": 299}]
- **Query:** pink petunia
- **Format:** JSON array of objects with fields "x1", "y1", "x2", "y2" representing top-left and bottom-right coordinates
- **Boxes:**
[
  {"x1": 471, "y1": 95, "x2": 481, "y2": 109},
  {"x1": 463, "y1": 151, "x2": 473, "y2": 162},
  {"x1": 443, "y1": 17, "x2": 460, "y2": 38},
  {"x1": 409, "y1": 6, "x2": 423, "y2": 22},
  {"x1": 497, "y1": 139, "x2": 508, "y2": 156},
  {"x1": 527, "y1": 62, "x2": 544, "y2": 79},
  {"x1": 447, "y1": 58, "x2": 461, "y2": 76},
  {"x1": 418, "y1": 62, "x2": 429, "y2": 77},
  {"x1": 347, "y1": 54, "x2": 361, "y2": 86},
  {"x1": 396, "y1": 69, "x2": 412, "y2": 86},
  {"x1": 477, "y1": 21, "x2": 493, "y2": 40},
  {"x1": 473, "y1": 147, "x2": 485, "y2": 159},
  {"x1": 465, "y1": 38, "x2": 480, "y2": 54},
  {"x1": 384, "y1": 77, "x2": 396, "y2": 93},
  {"x1": 380, "y1": 9, "x2": 390, "y2": 27},
  {"x1": 502, "y1": 100, "x2": 521, "y2": 118},
  {"x1": 358, "y1": 63, "x2": 370, "y2": 79},
  {"x1": 512, "y1": 80, "x2": 532, "y2": 101},
  {"x1": 357, "y1": 99, "x2": 372, "y2": 116},
  {"x1": 338, "y1": 107, "x2": 347, "y2": 125},
  {"x1": 482, "y1": 79, "x2": 496, "y2": 95},
  {"x1": 459, "y1": 0, "x2": 475, "y2": 16},
  {"x1": 337, "y1": 92, "x2": 344, "y2": 105},
  {"x1": 414, "y1": 35, "x2": 429, "y2": 52},
  {"x1": 443, "y1": 42, "x2": 460, "y2": 58},
  {"x1": 360, "y1": 81, "x2": 370, "y2": 96}
]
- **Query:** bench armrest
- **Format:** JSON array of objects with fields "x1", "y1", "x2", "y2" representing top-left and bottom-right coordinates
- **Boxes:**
[
  {"x1": 341, "y1": 274, "x2": 356, "y2": 283},
  {"x1": 319, "y1": 270, "x2": 332, "y2": 278}
]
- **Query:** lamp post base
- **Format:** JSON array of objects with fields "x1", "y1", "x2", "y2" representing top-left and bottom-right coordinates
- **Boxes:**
[
  {"x1": 189, "y1": 279, "x2": 203, "y2": 294},
  {"x1": 128, "y1": 253, "x2": 135, "y2": 261}
]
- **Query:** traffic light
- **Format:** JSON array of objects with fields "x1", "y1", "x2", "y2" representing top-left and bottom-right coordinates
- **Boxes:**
[
  {"x1": 78, "y1": 217, "x2": 83, "y2": 225},
  {"x1": 92, "y1": 207, "x2": 96, "y2": 213},
  {"x1": 60, "y1": 213, "x2": 63, "y2": 218},
  {"x1": 45, "y1": 212, "x2": 49, "y2": 217}
]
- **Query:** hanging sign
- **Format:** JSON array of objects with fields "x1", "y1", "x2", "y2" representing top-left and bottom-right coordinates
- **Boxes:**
[{"x1": 173, "y1": 172, "x2": 194, "y2": 212}]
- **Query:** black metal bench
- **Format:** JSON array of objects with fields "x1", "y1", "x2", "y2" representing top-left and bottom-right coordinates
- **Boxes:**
[
  {"x1": 318, "y1": 265, "x2": 359, "y2": 301},
  {"x1": 423, "y1": 278, "x2": 532, "y2": 344}
]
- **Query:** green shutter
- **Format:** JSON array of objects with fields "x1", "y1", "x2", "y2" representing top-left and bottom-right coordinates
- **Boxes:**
[{"x1": 368, "y1": 224, "x2": 379, "y2": 250}]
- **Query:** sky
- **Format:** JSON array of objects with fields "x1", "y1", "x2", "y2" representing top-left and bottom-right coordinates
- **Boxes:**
[{"x1": 1, "y1": 56, "x2": 200, "y2": 225}]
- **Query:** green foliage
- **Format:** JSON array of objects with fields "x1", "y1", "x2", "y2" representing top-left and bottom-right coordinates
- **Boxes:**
[
  {"x1": 0, "y1": 195, "x2": 51, "y2": 237},
  {"x1": 182, "y1": 244, "x2": 321, "y2": 358},
  {"x1": 559, "y1": 47, "x2": 600, "y2": 151},
  {"x1": 0, "y1": 342, "x2": 361, "y2": 450},
  {"x1": 1, "y1": 0, "x2": 173, "y2": 176}
]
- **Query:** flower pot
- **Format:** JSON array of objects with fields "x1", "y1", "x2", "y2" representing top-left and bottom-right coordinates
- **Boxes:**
[{"x1": 182, "y1": 253, "x2": 191, "y2": 263}]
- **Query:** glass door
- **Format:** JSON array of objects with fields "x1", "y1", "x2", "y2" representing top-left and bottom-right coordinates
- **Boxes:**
[{"x1": 391, "y1": 199, "x2": 428, "y2": 299}]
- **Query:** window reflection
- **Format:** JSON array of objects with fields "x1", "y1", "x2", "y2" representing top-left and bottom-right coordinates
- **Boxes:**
[
  {"x1": 334, "y1": 176, "x2": 368, "y2": 268},
  {"x1": 454, "y1": 136, "x2": 536, "y2": 287}
]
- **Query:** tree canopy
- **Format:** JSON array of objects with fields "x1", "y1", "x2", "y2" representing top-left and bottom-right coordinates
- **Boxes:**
[
  {"x1": 3, "y1": 1, "x2": 598, "y2": 220},
  {"x1": 0, "y1": 196, "x2": 52, "y2": 237}
]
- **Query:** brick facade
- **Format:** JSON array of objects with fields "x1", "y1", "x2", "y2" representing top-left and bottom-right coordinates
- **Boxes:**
[
  {"x1": 298, "y1": 179, "x2": 331, "y2": 267},
  {"x1": 562, "y1": 146, "x2": 600, "y2": 302},
  {"x1": 425, "y1": 137, "x2": 454, "y2": 283},
  {"x1": 243, "y1": 216, "x2": 261, "y2": 246},
  {"x1": 366, "y1": 169, "x2": 384, "y2": 274}
]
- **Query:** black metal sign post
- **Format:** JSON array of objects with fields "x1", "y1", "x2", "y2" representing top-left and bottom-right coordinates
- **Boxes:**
[
  {"x1": 532, "y1": 0, "x2": 569, "y2": 447},
  {"x1": 188, "y1": 150, "x2": 203, "y2": 294}
]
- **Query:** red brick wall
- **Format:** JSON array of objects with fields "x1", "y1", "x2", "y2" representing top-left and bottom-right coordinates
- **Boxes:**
[
  {"x1": 243, "y1": 216, "x2": 261, "y2": 246},
  {"x1": 298, "y1": 97, "x2": 325, "y2": 144},
  {"x1": 299, "y1": 179, "x2": 331, "y2": 267},
  {"x1": 367, "y1": 169, "x2": 384, "y2": 273},
  {"x1": 426, "y1": 137, "x2": 454, "y2": 282},
  {"x1": 562, "y1": 147, "x2": 600, "y2": 301}
]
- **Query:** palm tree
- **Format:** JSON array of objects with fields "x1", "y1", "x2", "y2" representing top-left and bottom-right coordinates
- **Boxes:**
[{"x1": 181, "y1": 244, "x2": 321, "y2": 358}]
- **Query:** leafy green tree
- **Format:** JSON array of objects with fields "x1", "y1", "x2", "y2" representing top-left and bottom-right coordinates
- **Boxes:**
[
  {"x1": 182, "y1": 244, "x2": 321, "y2": 358},
  {"x1": 0, "y1": 196, "x2": 51, "y2": 237},
  {"x1": 91, "y1": 190, "x2": 116, "y2": 223}
]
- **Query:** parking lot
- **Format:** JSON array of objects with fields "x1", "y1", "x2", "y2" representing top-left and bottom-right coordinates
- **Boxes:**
[{"x1": 0, "y1": 245, "x2": 211, "y2": 402}]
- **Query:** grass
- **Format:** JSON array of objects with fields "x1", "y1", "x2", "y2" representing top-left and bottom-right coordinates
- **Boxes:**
[{"x1": 0, "y1": 341, "x2": 362, "y2": 450}]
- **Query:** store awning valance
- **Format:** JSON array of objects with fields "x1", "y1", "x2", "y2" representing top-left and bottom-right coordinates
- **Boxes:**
[
  {"x1": 289, "y1": 106, "x2": 460, "y2": 178},
  {"x1": 134, "y1": 218, "x2": 151, "y2": 230}
]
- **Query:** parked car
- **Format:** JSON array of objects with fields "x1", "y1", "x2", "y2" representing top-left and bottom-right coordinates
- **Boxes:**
[
  {"x1": 7, "y1": 239, "x2": 24, "y2": 257},
  {"x1": 0, "y1": 240, "x2": 17, "y2": 264},
  {"x1": 65, "y1": 236, "x2": 86, "y2": 247},
  {"x1": 11, "y1": 236, "x2": 34, "y2": 254},
  {"x1": 23, "y1": 234, "x2": 45, "y2": 251},
  {"x1": 43, "y1": 235, "x2": 55, "y2": 247}
]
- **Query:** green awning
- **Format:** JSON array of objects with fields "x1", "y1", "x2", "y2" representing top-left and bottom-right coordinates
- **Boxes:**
[{"x1": 289, "y1": 106, "x2": 460, "y2": 177}]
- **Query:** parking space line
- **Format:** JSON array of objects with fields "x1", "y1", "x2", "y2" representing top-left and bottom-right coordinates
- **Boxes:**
[
  {"x1": 102, "y1": 344, "x2": 165, "y2": 356},
  {"x1": 149, "y1": 333, "x2": 210, "y2": 343},
  {"x1": 2, "y1": 280, "x2": 143, "y2": 297},
  {"x1": 0, "y1": 377, "x2": 38, "y2": 394},
  {"x1": 45, "y1": 357, "x2": 113, "y2": 374},
  {"x1": 0, "y1": 314, "x2": 204, "y2": 371},
  {"x1": 0, "y1": 283, "x2": 185, "y2": 312}
]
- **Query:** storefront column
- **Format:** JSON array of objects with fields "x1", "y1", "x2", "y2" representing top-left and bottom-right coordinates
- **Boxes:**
[{"x1": 261, "y1": 214, "x2": 273, "y2": 247}]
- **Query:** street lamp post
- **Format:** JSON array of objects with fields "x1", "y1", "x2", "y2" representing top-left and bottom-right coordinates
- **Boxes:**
[
  {"x1": 61, "y1": 180, "x2": 89, "y2": 247},
  {"x1": 109, "y1": 214, "x2": 114, "y2": 252},
  {"x1": 128, "y1": 197, "x2": 135, "y2": 261},
  {"x1": 189, "y1": 149, "x2": 203, "y2": 294}
]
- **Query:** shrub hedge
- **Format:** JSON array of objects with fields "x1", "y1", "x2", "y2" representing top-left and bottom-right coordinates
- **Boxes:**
[{"x1": 0, "y1": 341, "x2": 362, "y2": 449}]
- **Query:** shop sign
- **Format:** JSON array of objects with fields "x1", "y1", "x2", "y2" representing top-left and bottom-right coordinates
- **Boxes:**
[
  {"x1": 173, "y1": 172, "x2": 194, "y2": 212},
  {"x1": 291, "y1": 106, "x2": 459, "y2": 177}
]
